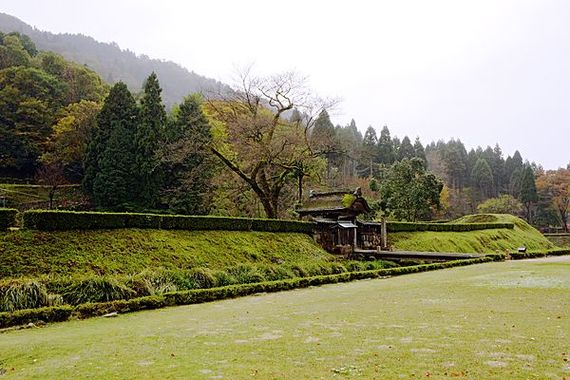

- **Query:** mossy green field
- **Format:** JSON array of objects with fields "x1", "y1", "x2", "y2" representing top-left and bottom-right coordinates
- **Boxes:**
[{"x1": 1, "y1": 257, "x2": 568, "y2": 379}]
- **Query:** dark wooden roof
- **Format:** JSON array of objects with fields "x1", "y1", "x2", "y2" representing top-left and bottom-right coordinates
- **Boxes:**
[{"x1": 297, "y1": 188, "x2": 371, "y2": 219}]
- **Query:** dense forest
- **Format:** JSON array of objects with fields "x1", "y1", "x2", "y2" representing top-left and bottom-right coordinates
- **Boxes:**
[
  {"x1": 0, "y1": 30, "x2": 568, "y2": 231},
  {"x1": 0, "y1": 12, "x2": 229, "y2": 108}
]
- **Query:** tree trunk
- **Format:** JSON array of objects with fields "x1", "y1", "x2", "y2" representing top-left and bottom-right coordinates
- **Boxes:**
[
  {"x1": 298, "y1": 174, "x2": 303, "y2": 204},
  {"x1": 258, "y1": 194, "x2": 276, "y2": 219},
  {"x1": 48, "y1": 187, "x2": 56, "y2": 209}
]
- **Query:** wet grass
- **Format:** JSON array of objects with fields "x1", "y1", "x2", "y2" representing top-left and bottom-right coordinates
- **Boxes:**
[{"x1": 1, "y1": 257, "x2": 568, "y2": 379}]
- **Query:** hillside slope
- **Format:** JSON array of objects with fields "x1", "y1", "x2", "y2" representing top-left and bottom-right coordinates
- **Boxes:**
[
  {"x1": 0, "y1": 12, "x2": 230, "y2": 107},
  {"x1": 389, "y1": 214, "x2": 555, "y2": 253},
  {"x1": 0, "y1": 230, "x2": 337, "y2": 278}
]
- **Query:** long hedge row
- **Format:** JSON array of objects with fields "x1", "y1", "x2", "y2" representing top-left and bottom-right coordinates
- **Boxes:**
[
  {"x1": 17, "y1": 210, "x2": 516, "y2": 234},
  {"x1": 0, "y1": 208, "x2": 18, "y2": 230},
  {"x1": 0, "y1": 256, "x2": 503, "y2": 328},
  {"x1": 509, "y1": 248, "x2": 570, "y2": 260},
  {"x1": 22, "y1": 210, "x2": 314, "y2": 234},
  {"x1": 387, "y1": 221, "x2": 514, "y2": 232}
]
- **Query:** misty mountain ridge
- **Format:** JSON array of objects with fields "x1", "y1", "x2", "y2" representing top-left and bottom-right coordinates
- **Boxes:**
[{"x1": 0, "y1": 12, "x2": 230, "y2": 107}]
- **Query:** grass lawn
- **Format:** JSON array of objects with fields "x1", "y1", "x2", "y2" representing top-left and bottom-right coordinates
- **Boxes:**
[{"x1": 1, "y1": 257, "x2": 568, "y2": 379}]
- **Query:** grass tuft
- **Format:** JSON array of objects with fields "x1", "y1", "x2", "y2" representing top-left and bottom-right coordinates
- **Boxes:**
[{"x1": 0, "y1": 279, "x2": 50, "y2": 312}]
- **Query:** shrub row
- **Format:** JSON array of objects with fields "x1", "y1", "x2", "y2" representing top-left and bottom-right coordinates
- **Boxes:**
[
  {"x1": 509, "y1": 248, "x2": 570, "y2": 260},
  {"x1": 0, "y1": 208, "x2": 18, "y2": 230},
  {"x1": 0, "y1": 257, "x2": 500, "y2": 328},
  {"x1": 387, "y1": 221, "x2": 514, "y2": 232},
  {"x1": 22, "y1": 210, "x2": 314, "y2": 234},
  {"x1": 2, "y1": 261, "x2": 394, "y2": 311},
  {"x1": 0, "y1": 306, "x2": 73, "y2": 328}
]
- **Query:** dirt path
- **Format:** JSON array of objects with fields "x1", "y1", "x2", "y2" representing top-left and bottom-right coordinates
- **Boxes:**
[{"x1": 519, "y1": 255, "x2": 570, "y2": 263}]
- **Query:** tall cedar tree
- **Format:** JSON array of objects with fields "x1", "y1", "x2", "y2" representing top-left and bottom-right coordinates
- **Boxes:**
[
  {"x1": 398, "y1": 136, "x2": 415, "y2": 161},
  {"x1": 413, "y1": 137, "x2": 426, "y2": 164},
  {"x1": 360, "y1": 126, "x2": 378, "y2": 177},
  {"x1": 311, "y1": 110, "x2": 337, "y2": 178},
  {"x1": 471, "y1": 158, "x2": 494, "y2": 201},
  {"x1": 136, "y1": 72, "x2": 166, "y2": 207},
  {"x1": 519, "y1": 165, "x2": 538, "y2": 222},
  {"x1": 377, "y1": 125, "x2": 394, "y2": 165},
  {"x1": 83, "y1": 82, "x2": 139, "y2": 206},
  {"x1": 160, "y1": 95, "x2": 214, "y2": 214},
  {"x1": 92, "y1": 121, "x2": 137, "y2": 208}
]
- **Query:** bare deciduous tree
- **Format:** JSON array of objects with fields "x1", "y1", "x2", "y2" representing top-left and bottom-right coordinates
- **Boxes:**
[
  {"x1": 205, "y1": 68, "x2": 337, "y2": 218},
  {"x1": 35, "y1": 163, "x2": 67, "y2": 209}
]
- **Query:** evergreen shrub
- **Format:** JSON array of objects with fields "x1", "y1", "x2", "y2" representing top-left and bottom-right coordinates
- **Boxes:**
[
  {"x1": 0, "y1": 208, "x2": 18, "y2": 230},
  {"x1": 509, "y1": 248, "x2": 570, "y2": 260},
  {"x1": 22, "y1": 210, "x2": 314, "y2": 234},
  {"x1": 0, "y1": 306, "x2": 73, "y2": 328},
  {"x1": 387, "y1": 221, "x2": 514, "y2": 232}
]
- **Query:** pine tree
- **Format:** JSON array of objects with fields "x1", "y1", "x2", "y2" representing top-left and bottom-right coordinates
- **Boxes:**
[
  {"x1": 136, "y1": 72, "x2": 166, "y2": 207},
  {"x1": 160, "y1": 94, "x2": 215, "y2": 214}
]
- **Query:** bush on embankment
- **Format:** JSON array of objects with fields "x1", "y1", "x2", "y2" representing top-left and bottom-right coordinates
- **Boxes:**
[
  {"x1": 387, "y1": 221, "x2": 513, "y2": 232},
  {"x1": 0, "y1": 256, "x2": 502, "y2": 328},
  {"x1": 22, "y1": 210, "x2": 314, "y2": 233},
  {"x1": 509, "y1": 248, "x2": 570, "y2": 260},
  {"x1": 0, "y1": 208, "x2": 17, "y2": 230}
]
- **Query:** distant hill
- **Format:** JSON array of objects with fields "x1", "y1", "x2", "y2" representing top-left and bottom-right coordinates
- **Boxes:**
[{"x1": 0, "y1": 12, "x2": 229, "y2": 108}]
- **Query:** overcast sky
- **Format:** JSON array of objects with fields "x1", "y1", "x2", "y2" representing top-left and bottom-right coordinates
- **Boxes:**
[{"x1": 2, "y1": 0, "x2": 569, "y2": 169}]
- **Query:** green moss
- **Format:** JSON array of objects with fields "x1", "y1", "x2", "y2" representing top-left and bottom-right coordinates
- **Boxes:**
[{"x1": 341, "y1": 194, "x2": 356, "y2": 208}]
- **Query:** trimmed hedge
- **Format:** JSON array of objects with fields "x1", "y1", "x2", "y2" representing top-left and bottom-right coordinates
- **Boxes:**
[
  {"x1": 22, "y1": 210, "x2": 314, "y2": 234},
  {"x1": 0, "y1": 208, "x2": 18, "y2": 230},
  {"x1": 21, "y1": 210, "x2": 516, "y2": 234},
  {"x1": 387, "y1": 221, "x2": 514, "y2": 232},
  {"x1": 509, "y1": 248, "x2": 570, "y2": 260},
  {"x1": 0, "y1": 306, "x2": 73, "y2": 328},
  {"x1": 0, "y1": 256, "x2": 502, "y2": 328}
]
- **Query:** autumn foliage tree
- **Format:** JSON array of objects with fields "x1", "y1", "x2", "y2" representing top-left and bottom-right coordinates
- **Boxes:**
[{"x1": 536, "y1": 168, "x2": 570, "y2": 232}]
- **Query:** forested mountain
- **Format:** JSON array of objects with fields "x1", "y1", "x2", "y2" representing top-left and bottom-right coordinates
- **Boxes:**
[{"x1": 0, "y1": 12, "x2": 229, "y2": 108}]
